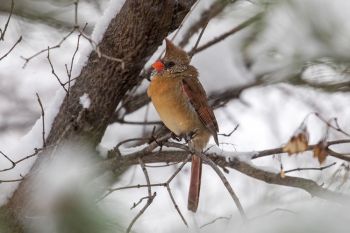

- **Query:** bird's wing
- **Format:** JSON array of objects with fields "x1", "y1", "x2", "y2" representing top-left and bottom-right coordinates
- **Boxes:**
[{"x1": 182, "y1": 76, "x2": 219, "y2": 145}]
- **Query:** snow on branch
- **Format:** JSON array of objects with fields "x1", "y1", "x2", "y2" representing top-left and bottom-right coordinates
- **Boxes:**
[{"x1": 103, "y1": 139, "x2": 350, "y2": 200}]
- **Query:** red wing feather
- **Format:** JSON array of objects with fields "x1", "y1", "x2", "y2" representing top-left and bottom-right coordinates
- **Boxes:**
[{"x1": 182, "y1": 77, "x2": 219, "y2": 145}]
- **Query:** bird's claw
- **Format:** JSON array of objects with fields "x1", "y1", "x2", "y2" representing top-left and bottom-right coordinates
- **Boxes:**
[
  {"x1": 170, "y1": 130, "x2": 198, "y2": 143},
  {"x1": 148, "y1": 135, "x2": 163, "y2": 147},
  {"x1": 184, "y1": 130, "x2": 198, "y2": 143},
  {"x1": 171, "y1": 132, "x2": 182, "y2": 142}
]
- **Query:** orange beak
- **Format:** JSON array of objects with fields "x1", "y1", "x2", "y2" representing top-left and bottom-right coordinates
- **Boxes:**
[{"x1": 152, "y1": 60, "x2": 165, "y2": 72}]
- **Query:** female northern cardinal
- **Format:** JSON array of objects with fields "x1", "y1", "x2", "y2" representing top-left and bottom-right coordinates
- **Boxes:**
[{"x1": 147, "y1": 39, "x2": 219, "y2": 212}]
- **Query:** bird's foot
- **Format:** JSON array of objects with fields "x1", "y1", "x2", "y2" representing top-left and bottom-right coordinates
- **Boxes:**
[
  {"x1": 148, "y1": 135, "x2": 163, "y2": 147},
  {"x1": 171, "y1": 132, "x2": 182, "y2": 142},
  {"x1": 171, "y1": 130, "x2": 198, "y2": 143},
  {"x1": 184, "y1": 129, "x2": 198, "y2": 143}
]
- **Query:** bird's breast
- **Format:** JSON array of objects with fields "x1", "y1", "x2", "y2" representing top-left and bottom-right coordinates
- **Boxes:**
[{"x1": 148, "y1": 76, "x2": 201, "y2": 135}]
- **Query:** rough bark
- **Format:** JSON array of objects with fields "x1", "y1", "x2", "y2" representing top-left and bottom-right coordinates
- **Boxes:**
[
  {"x1": 46, "y1": 0, "x2": 195, "y2": 146},
  {"x1": 5, "y1": 0, "x2": 196, "y2": 224}
]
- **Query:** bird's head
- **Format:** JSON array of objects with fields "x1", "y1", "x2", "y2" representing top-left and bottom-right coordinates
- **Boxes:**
[{"x1": 152, "y1": 39, "x2": 190, "y2": 75}]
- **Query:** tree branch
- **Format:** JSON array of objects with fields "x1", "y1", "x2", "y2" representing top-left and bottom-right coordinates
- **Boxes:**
[
  {"x1": 178, "y1": 0, "x2": 237, "y2": 47},
  {"x1": 0, "y1": 36, "x2": 21, "y2": 61},
  {"x1": 188, "y1": 13, "x2": 263, "y2": 55},
  {"x1": 99, "y1": 139, "x2": 350, "y2": 206}
]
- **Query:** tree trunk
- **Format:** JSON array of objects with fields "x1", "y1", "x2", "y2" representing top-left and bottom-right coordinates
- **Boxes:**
[{"x1": 4, "y1": 0, "x2": 196, "y2": 226}]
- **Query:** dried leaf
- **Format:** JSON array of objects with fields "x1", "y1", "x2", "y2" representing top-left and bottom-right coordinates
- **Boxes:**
[
  {"x1": 313, "y1": 140, "x2": 328, "y2": 164},
  {"x1": 283, "y1": 126, "x2": 309, "y2": 155}
]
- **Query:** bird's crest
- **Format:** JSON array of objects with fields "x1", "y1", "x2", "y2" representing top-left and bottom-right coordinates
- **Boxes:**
[{"x1": 164, "y1": 39, "x2": 190, "y2": 65}]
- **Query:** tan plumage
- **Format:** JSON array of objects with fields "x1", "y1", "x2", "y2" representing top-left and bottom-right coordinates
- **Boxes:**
[{"x1": 147, "y1": 39, "x2": 219, "y2": 212}]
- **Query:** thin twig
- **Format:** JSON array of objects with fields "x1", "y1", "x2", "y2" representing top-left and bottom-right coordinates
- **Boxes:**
[
  {"x1": 65, "y1": 24, "x2": 86, "y2": 96},
  {"x1": 18, "y1": 0, "x2": 122, "y2": 69},
  {"x1": 21, "y1": 21, "x2": 123, "y2": 70},
  {"x1": 76, "y1": 28, "x2": 124, "y2": 68},
  {"x1": 0, "y1": 148, "x2": 42, "y2": 173},
  {"x1": 0, "y1": 177, "x2": 24, "y2": 183},
  {"x1": 114, "y1": 119, "x2": 163, "y2": 125},
  {"x1": 63, "y1": 77, "x2": 78, "y2": 86},
  {"x1": 126, "y1": 158, "x2": 155, "y2": 233},
  {"x1": 142, "y1": 132, "x2": 172, "y2": 153},
  {"x1": 188, "y1": 21, "x2": 209, "y2": 60},
  {"x1": 314, "y1": 113, "x2": 350, "y2": 137},
  {"x1": 170, "y1": 0, "x2": 200, "y2": 46},
  {"x1": 179, "y1": 0, "x2": 235, "y2": 47},
  {"x1": 47, "y1": 47, "x2": 68, "y2": 93},
  {"x1": 219, "y1": 125, "x2": 239, "y2": 137},
  {"x1": 164, "y1": 155, "x2": 191, "y2": 226},
  {"x1": 284, "y1": 162, "x2": 337, "y2": 174},
  {"x1": 99, "y1": 183, "x2": 165, "y2": 201},
  {"x1": 200, "y1": 152, "x2": 247, "y2": 221},
  {"x1": 0, "y1": 150, "x2": 15, "y2": 168},
  {"x1": 100, "y1": 54, "x2": 124, "y2": 68},
  {"x1": 0, "y1": 0, "x2": 14, "y2": 40},
  {"x1": 0, "y1": 36, "x2": 22, "y2": 61},
  {"x1": 165, "y1": 185, "x2": 187, "y2": 225},
  {"x1": 74, "y1": 0, "x2": 79, "y2": 26},
  {"x1": 189, "y1": 13, "x2": 262, "y2": 55},
  {"x1": 139, "y1": 158, "x2": 152, "y2": 197},
  {"x1": 126, "y1": 192, "x2": 156, "y2": 233},
  {"x1": 200, "y1": 215, "x2": 232, "y2": 229},
  {"x1": 131, "y1": 196, "x2": 150, "y2": 210},
  {"x1": 99, "y1": 155, "x2": 190, "y2": 226},
  {"x1": 36, "y1": 93, "x2": 46, "y2": 148},
  {"x1": 142, "y1": 103, "x2": 150, "y2": 136},
  {"x1": 21, "y1": 28, "x2": 76, "y2": 68}
]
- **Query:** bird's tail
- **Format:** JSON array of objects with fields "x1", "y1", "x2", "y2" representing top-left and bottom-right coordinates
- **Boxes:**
[
  {"x1": 187, "y1": 129, "x2": 210, "y2": 212},
  {"x1": 187, "y1": 154, "x2": 202, "y2": 212}
]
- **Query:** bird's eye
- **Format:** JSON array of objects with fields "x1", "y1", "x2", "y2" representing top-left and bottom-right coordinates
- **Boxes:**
[{"x1": 165, "y1": 61, "x2": 175, "y2": 69}]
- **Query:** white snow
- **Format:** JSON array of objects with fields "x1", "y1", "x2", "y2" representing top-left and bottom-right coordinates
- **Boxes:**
[
  {"x1": 0, "y1": 0, "x2": 126, "y2": 205},
  {"x1": 91, "y1": 0, "x2": 125, "y2": 43},
  {"x1": 206, "y1": 145, "x2": 258, "y2": 162},
  {"x1": 2, "y1": 0, "x2": 350, "y2": 232},
  {"x1": 205, "y1": 146, "x2": 280, "y2": 173},
  {"x1": 79, "y1": 93, "x2": 91, "y2": 109},
  {"x1": 70, "y1": 0, "x2": 126, "y2": 83},
  {"x1": 119, "y1": 144, "x2": 149, "y2": 155},
  {"x1": 0, "y1": 88, "x2": 66, "y2": 204}
]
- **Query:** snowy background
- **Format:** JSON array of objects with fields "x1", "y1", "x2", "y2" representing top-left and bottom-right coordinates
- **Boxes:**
[{"x1": 1, "y1": 0, "x2": 350, "y2": 232}]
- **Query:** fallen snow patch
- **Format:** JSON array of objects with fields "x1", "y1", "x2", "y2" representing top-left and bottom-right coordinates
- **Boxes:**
[
  {"x1": 206, "y1": 145, "x2": 258, "y2": 162},
  {"x1": 79, "y1": 93, "x2": 91, "y2": 109}
]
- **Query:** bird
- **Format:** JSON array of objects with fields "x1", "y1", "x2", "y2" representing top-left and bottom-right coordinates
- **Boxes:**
[{"x1": 147, "y1": 39, "x2": 219, "y2": 212}]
